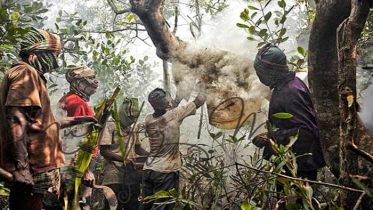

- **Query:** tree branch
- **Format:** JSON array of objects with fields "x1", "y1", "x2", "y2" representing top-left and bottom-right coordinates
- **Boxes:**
[
  {"x1": 172, "y1": 6, "x2": 178, "y2": 35},
  {"x1": 82, "y1": 28, "x2": 146, "y2": 33},
  {"x1": 107, "y1": 0, "x2": 131, "y2": 15}
]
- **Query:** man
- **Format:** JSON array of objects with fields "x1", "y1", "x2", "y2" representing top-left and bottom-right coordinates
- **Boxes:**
[
  {"x1": 100, "y1": 98, "x2": 149, "y2": 210},
  {"x1": 59, "y1": 66, "x2": 99, "y2": 209},
  {"x1": 142, "y1": 87, "x2": 206, "y2": 210},
  {"x1": 252, "y1": 43, "x2": 325, "y2": 181},
  {"x1": 0, "y1": 28, "x2": 96, "y2": 210}
]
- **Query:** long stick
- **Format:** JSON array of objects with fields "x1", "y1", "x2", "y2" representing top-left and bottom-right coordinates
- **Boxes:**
[{"x1": 236, "y1": 163, "x2": 364, "y2": 193}]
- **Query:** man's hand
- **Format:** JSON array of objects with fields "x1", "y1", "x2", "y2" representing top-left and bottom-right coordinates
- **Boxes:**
[
  {"x1": 82, "y1": 169, "x2": 95, "y2": 187},
  {"x1": 252, "y1": 132, "x2": 269, "y2": 148},
  {"x1": 12, "y1": 169, "x2": 33, "y2": 193},
  {"x1": 60, "y1": 116, "x2": 98, "y2": 129}
]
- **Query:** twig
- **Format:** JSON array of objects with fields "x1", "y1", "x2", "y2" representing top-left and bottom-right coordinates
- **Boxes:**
[
  {"x1": 172, "y1": 6, "x2": 178, "y2": 35},
  {"x1": 353, "y1": 192, "x2": 366, "y2": 210},
  {"x1": 81, "y1": 28, "x2": 146, "y2": 33},
  {"x1": 347, "y1": 142, "x2": 373, "y2": 164},
  {"x1": 197, "y1": 105, "x2": 204, "y2": 139},
  {"x1": 236, "y1": 162, "x2": 365, "y2": 193}
]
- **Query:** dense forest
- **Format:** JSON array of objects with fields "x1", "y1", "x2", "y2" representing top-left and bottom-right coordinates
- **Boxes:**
[{"x1": 1, "y1": 0, "x2": 373, "y2": 209}]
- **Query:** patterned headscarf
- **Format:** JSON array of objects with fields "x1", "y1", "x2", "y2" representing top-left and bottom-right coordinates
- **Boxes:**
[
  {"x1": 254, "y1": 43, "x2": 290, "y2": 89},
  {"x1": 20, "y1": 28, "x2": 61, "y2": 74},
  {"x1": 148, "y1": 88, "x2": 172, "y2": 111},
  {"x1": 66, "y1": 66, "x2": 98, "y2": 102}
]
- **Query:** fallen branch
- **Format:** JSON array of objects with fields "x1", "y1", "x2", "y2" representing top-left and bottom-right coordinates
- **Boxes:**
[{"x1": 236, "y1": 162, "x2": 364, "y2": 193}]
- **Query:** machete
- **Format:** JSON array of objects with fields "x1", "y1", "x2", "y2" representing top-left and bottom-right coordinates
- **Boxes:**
[{"x1": 0, "y1": 167, "x2": 63, "y2": 210}]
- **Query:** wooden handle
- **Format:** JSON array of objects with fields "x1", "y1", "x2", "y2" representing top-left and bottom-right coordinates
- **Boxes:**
[{"x1": 0, "y1": 167, "x2": 13, "y2": 182}]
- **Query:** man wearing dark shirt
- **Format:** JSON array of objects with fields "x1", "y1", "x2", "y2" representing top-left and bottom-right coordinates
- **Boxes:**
[{"x1": 252, "y1": 44, "x2": 325, "y2": 180}]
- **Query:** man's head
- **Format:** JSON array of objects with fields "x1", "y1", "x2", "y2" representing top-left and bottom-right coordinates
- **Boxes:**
[
  {"x1": 66, "y1": 66, "x2": 99, "y2": 102},
  {"x1": 118, "y1": 98, "x2": 140, "y2": 129},
  {"x1": 254, "y1": 43, "x2": 290, "y2": 89},
  {"x1": 20, "y1": 27, "x2": 61, "y2": 74},
  {"x1": 148, "y1": 88, "x2": 172, "y2": 111}
]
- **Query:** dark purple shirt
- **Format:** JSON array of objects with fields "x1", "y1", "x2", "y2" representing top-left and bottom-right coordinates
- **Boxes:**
[{"x1": 267, "y1": 72, "x2": 325, "y2": 171}]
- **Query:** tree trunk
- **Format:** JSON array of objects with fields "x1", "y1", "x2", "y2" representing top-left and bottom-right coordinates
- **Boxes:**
[
  {"x1": 308, "y1": 0, "x2": 351, "y2": 178},
  {"x1": 129, "y1": 0, "x2": 270, "y2": 129},
  {"x1": 337, "y1": 0, "x2": 370, "y2": 208}
]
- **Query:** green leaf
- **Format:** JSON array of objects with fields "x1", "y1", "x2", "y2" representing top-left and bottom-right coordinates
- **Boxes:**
[
  {"x1": 251, "y1": 12, "x2": 258, "y2": 19},
  {"x1": 305, "y1": 184, "x2": 313, "y2": 200},
  {"x1": 48, "y1": 83, "x2": 58, "y2": 89},
  {"x1": 241, "y1": 200, "x2": 252, "y2": 210},
  {"x1": 127, "y1": 14, "x2": 134, "y2": 22},
  {"x1": 297, "y1": 46, "x2": 305, "y2": 56},
  {"x1": 258, "y1": 29, "x2": 268, "y2": 37},
  {"x1": 237, "y1": 23, "x2": 250, "y2": 28},
  {"x1": 247, "y1": 37, "x2": 256, "y2": 41},
  {"x1": 280, "y1": 16, "x2": 287, "y2": 24},
  {"x1": 11, "y1": 12, "x2": 20, "y2": 21},
  {"x1": 248, "y1": 6, "x2": 259, "y2": 10},
  {"x1": 351, "y1": 176, "x2": 373, "y2": 197},
  {"x1": 169, "y1": 189, "x2": 178, "y2": 197},
  {"x1": 264, "y1": 12, "x2": 272, "y2": 22},
  {"x1": 248, "y1": 26, "x2": 255, "y2": 35},
  {"x1": 296, "y1": 59, "x2": 304, "y2": 67},
  {"x1": 0, "y1": 45, "x2": 13, "y2": 50},
  {"x1": 273, "y1": 112, "x2": 293, "y2": 119},
  {"x1": 240, "y1": 11, "x2": 249, "y2": 21},
  {"x1": 279, "y1": 28, "x2": 286, "y2": 37},
  {"x1": 274, "y1": 11, "x2": 283, "y2": 17},
  {"x1": 278, "y1": 0, "x2": 286, "y2": 8},
  {"x1": 257, "y1": 42, "x2": 267, "y2": 48}
]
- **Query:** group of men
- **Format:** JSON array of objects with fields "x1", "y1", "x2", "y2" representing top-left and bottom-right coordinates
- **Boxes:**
[{"x1": 0, "y1": 27, "x2": 325, "y2": 210}]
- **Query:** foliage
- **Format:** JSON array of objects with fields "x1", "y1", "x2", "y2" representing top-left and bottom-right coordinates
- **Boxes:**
[
  {"x1": 0, "y1": 0, "x2": 49, "y2": 79},
  {"x1": 288, "y1": 46, "x2": 308, "y2": 72},
  {"x1": 237, "y1": 0, "x2": 294, "y2": 48},
  {"x1": 50, "y1": 9, "x2": 157, "y2": 101}
]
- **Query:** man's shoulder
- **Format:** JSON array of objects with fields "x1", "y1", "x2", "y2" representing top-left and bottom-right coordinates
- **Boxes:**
[
  {"x1": 61, "y1": 94, "x2": 88, "y2": 107},
  {"x1": 288, "y1": 77, "x2": 309, "y2": 93},
  {"x1": 7, "y1": 62, "x2": 39, "y2": 79}
]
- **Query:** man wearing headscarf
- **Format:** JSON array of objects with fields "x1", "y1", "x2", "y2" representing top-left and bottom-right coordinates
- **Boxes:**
[
  {"x1": 100, "y1": 98, "x2": 149, "y2": 210},
  {"x1": 252, "y1": 43, "x2": 325, "y2": 182},
  {"x1": 59, "y1": 66, "x2": 99, "y2": 209},
  {"x1": 0, "y1": 28, "x2": 96, "y2": 210},
  {"x1": 142, "y1": 86, "x2": 206, "y2": 210}
]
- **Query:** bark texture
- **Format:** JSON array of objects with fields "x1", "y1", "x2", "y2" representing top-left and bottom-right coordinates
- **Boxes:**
[
  {"x1": 337, "y1": 0, "x2": 370, "y2": 208},
  {"x1": 308, "y1": 0, "x2": 351, "y2": 178}
]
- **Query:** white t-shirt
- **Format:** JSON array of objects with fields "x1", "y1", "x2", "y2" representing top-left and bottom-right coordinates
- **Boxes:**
[{"x1": 143, "y1": 102, "x2": 196, "y2": 173}]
